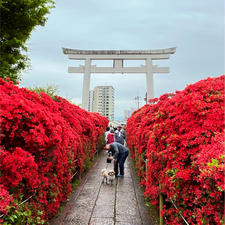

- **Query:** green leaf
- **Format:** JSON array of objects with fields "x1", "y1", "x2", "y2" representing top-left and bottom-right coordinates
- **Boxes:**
[
  {"x1": 0, "y1": 0, "x2": 55, "y2": 83},
  {"x1": 37, "y1": 211, "x2": 43, "y2": 216}
]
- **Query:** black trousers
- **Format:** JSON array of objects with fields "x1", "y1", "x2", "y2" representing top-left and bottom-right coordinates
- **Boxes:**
[{"x1": 114, "y1": 151, "x2": 129, "y2": 176}]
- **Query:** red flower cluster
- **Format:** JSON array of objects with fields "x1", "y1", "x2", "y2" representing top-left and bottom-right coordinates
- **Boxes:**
[
  {"x1": 126, "y1": 75, "x2": 224, "y2": 224},
  {"x1": 0, "y1": 79, "x2": 108, "y2": 221},
  {"x1": 0, "y1": 185, "x2": 12, "y2": 215}
]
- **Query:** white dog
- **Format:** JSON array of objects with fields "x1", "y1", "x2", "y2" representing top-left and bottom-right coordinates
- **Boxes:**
[{"x1": 101, "y1": 169, "x2": 115, "y2": 184}]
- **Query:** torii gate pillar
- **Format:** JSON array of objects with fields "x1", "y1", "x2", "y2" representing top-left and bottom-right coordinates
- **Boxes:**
[
  {"x1": 82, "y1": 58, "x2": 91, "y2": 110},
  {"x1": 63, "y1": 48, "x2": 176, "y2": 110},
  {"x1": 146, "y1": 58, "x2": 154, "y2": 99}
]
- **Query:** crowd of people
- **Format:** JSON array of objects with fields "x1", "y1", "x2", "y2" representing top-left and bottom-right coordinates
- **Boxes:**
[
  {"x1": 104, "y1": 125, "x2": 126, "y2": 145},
  {"x1": 104, "y1": 125, "x2": 129, "y2": 177}
]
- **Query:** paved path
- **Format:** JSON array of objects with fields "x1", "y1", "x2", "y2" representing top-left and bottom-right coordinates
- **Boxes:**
[{"x1": 51, "y1": 151, "x2": 153, "y2": 225}]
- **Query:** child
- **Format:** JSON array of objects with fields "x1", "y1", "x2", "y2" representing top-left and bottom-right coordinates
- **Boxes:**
[{"x1": 107, "y1": 129, "x2": 114, "y2": 144}]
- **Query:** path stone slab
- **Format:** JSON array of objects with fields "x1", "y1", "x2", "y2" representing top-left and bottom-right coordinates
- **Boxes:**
[
  {"x1": 117, "y1": 177, "x2": 133, "y2": 186},
  {"x1": 92, "y1": 205, "x2": 114, "y2": 218},
  {"x1": 116, "y1": 215, "x2": 142, "y2": 225},
  {"x1": 101, "y1": 183, "x2": 116, "y2": 191},
  {"x1": 73, "y1": 197, "x2": 95, "y2": 208},
  {"x1": 117, "y1": 190, "x2": 136, "y2": 200},
  {"x1": 86, "y1": 174, "x2": 101, "y2": 182},
  {"x1": 117, "y1": 193, "x2": 136, "y2": 206},
  {"x1": 96, "y1": 187, "x2": 115, "y2": 205},
  {"x1": 116, "y1": 221, "x2": 142, "y2": 225},
  {"x1": 64, "y1": 207, "x2": 92, "y2": 224},
  {"x1": 96, "y1": 196, "x2": 115, "y2": 206},
  {"x1": 116, "y1": 204, "x2": 140, "y2": 218},
  {"x1": 117, "y1": 184, "x2": 135, "y2": 193},
  {"x1": 78, "y1": 189, "x2": 98, "y2": 199},
  {"x1": 89, "y1": 218, "x2": 114, "y2": 225}
]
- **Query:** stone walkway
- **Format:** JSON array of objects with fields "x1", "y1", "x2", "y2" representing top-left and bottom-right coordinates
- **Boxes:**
[{"x1": 50, "y1": 151, "x2": 154, "y2": 225}]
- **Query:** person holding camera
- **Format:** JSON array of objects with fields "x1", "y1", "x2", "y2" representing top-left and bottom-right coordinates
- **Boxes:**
[{"x1": 104, "y1": 142, "x2": 129, "y2": 177}]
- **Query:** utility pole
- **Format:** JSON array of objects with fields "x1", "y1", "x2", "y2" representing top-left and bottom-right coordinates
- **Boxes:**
[
  {"x1": 134, "y1": 96, "x2": 141, "y2": 109},
  {"x1": 144, "y1": 92, "x2": 148, "y2": 104}
]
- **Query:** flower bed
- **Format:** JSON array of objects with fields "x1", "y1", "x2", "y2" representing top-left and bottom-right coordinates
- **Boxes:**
[
  {"x1": 127, "y1": 75, "x2": 224, "y2": 225},
  {"x1": 0, "y1": 79, "x2": 108, "y2": 223}
]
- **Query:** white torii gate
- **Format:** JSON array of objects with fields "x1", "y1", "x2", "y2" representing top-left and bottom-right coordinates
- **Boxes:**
[{"x1": 63, "y1": 48, "x2": 176, "y2": 110}]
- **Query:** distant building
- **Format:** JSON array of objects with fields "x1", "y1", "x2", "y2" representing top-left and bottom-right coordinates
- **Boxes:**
[
  {"x1": 124, "y1": 108, "x2": 136, "y2": 121},
  {"x1": 88, "y1": 90, "x2": 94, "y2": 112},
  {"x1": 124, "y1": 110, "x2": 131, "y2": 121},
  {"x1": 89, "y1": 86, "x2": 114, "y2": 121}
]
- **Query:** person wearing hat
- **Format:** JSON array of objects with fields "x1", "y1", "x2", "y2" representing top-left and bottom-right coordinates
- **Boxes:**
[{"x1": 114, "y1": 125, "x2": 126, "y2": 145}]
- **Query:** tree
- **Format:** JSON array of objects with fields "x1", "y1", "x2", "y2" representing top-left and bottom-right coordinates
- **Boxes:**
[
  {"x1": 0, "y1": 0, "x2": 55, "y2": 83},
  {"x1": 29, "y1": 85, "x2": 59, "y2": 100},
  {"x1": 29, "y1": 85, "x2": 75, "y2": 104}
]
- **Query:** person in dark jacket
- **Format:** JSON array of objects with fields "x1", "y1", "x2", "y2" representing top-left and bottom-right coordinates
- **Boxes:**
[
  {"x1": 114, "y1": 125, "x2": 126, "y2": 145},
  {"x1": 104, "y1": 142, "x2": 129, "y2": 177}
]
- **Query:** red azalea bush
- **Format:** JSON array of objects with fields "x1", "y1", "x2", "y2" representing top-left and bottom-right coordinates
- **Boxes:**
[
  {"x1": 193, "y1": 132, "x2": 224, "y2": 224},
  {"x1": 0, "y1": 78, "x2": 108, "y2": 223},
  {"x1": 0, "y1": 147, "x2": 39, "y2": 191},
  {"x1": 126, "y1": 75, "x2": 225, "y2": 225},
  {"x1": 0, "y1": 185, "x2": 12, "y2": 215}
]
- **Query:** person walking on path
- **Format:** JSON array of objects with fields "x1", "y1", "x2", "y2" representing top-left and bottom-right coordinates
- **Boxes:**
[
  {"x1": 104, "y1": 142, "x2": 129, "y2": 177},
  {"x1": 114, "y1": 125, "x2": 126, "y2": 145},
  {"x1": 107, "y1": 129, "x2": 114, "y2": 144},
  {"x1": 104, "y1": 126, "x2": 110, "y2": 144}
]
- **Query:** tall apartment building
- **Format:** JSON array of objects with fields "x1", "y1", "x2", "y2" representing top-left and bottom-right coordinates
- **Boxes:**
[
  {"x1": 88, "y1": 90, "x2": 94, "y2": 112},
  {"x1": 89, "y1": 86, "x2": 114, "y2": 121}
]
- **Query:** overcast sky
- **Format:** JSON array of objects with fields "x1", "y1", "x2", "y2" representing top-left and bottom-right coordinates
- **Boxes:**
[{"x1": 20, "y1": 0, "x2": 224, "y2": 120}]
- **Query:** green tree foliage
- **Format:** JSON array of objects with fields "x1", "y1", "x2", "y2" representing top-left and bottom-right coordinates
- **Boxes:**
[
  {"x1": 29, "y1": 85, "x2": 59, "y2": 100},
  {"x1": 0, "y1": 0, "x2": 55, "y2": 83},
  {"x1": 29, "y1": 85, "x2": 75, "y2": 103}
]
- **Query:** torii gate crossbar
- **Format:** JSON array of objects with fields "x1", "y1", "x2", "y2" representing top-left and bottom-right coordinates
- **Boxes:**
[{"x1": 63, "y1": 48, "x2": 176, "y2": 110}]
